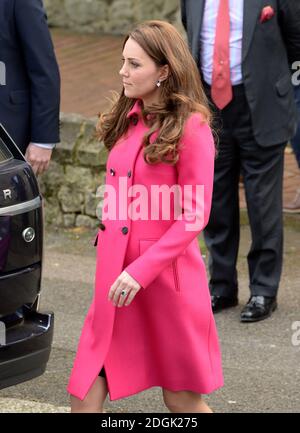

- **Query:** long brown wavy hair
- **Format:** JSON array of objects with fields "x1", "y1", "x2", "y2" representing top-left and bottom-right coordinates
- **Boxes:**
[{"x1": 96, "y1": 20, "x2": 213, "y2": 165}]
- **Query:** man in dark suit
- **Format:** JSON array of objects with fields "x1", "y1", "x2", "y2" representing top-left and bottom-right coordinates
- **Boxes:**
[
  {"x1": 181, "y1": 0, "x2": 300, "y2": 322},
  {"x1": 0, "y1": 0, "x2": 60, "y2": 175}
]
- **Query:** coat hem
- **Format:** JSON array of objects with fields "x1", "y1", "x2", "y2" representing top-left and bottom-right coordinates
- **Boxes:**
[{"x1": 107, "y1": 380, "x2": 224, "y2": 402}]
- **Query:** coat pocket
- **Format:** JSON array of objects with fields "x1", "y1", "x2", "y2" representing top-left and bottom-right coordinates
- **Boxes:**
[
  {"x1": 9, "y1": 90, "x2": 30, "y2": 105},
  {"x1": 275, "y1": 74, "x2": 292, "y2": 97},
  {"x1": 139, "y1": 239, "x2": 186, "y2": 293}
]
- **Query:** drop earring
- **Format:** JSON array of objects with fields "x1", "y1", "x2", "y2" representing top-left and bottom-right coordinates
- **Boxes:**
[{"x1": 156, "y1": 80, "x2": 161, "y2": 88}]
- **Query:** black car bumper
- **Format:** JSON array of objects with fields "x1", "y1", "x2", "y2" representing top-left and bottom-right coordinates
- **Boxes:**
[{"x1": 0, "y1": 310, "x2": 54, "y2": 389}]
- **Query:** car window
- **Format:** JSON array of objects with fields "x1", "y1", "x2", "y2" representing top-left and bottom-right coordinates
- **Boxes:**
[{"x1": 0, "y1": 138, "x2": 13, "y2": 164}]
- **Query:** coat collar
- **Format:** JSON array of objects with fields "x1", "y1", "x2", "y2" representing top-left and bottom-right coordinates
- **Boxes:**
[
  {"x1": 126, "y1": 99, "x2": 157, "y2": 125},
  {"x1": 126, "y1": 99, "x2": 143, "y2": 119}
]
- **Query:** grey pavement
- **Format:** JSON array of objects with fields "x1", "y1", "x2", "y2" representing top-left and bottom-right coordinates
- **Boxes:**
[{"x1": 0, "y1": 221, "x2": 300, "y2": 413}]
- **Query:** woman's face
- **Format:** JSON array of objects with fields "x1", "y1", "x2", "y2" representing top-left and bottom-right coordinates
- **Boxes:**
[{"x1": 120, "y1": 37, "x2": 165, "y2": 107}]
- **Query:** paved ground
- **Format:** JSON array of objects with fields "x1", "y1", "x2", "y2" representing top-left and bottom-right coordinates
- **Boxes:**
[
  {"x1": 51, "y1": 28, "x2": 300, "y2": 208},
  {"x1": 0, "y1": 223, "x2": 299, "y2": 413}
]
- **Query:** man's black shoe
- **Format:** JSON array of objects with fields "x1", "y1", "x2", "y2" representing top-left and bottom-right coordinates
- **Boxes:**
[
  {"x1": 240, "y1": 296, "x2": 277, "y2": 322},
  {"x1": 211, "y1": 295, "x2": 238, "y2": 313}
]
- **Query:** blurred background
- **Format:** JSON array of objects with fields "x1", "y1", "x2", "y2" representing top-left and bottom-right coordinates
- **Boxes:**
[{"x1": 37, "y1": 0, "x2": 299, "y2": 230}]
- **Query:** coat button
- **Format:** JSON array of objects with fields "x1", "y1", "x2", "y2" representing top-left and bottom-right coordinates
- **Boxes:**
[
  {"x1": 127, "y1": 170, "x2": 132, "y2": 178},
  {"x1": 110, "y1": 168, "x2": 116, "y2": 176},
  {"x1": 121, "y1": 226, "x2": 128, "y2": 235},
  {"x1": 99, "y1": 223, "x2": 106, "y2": 231}
]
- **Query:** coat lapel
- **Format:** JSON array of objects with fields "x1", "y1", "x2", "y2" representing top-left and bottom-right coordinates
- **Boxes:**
[
  {"x1": 242, "y1": 0, "x2": 264, "y2": 61},
  {"x1": 192, "y1": 0, "x2": 205, "y2": 36}
]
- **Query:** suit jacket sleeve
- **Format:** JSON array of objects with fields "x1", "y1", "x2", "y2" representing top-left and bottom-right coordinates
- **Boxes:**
[
  {"x1": 124, "y1": 114, "x2": 215, "y2": 289},
  {"x1": 14, "y1": 0, "x2": 60, "y2": 143},
  {"x1": 278, "y1": 0, "x2": 300, "y2": 66}
]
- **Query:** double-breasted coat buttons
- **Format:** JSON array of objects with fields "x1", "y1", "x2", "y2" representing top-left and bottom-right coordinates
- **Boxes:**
[
  {"x1": 110, "y1": 168, "x2": 131, "y2": 177},
  {"x1": 121, "y1": 226, "x2": 128, "y2": 235}
]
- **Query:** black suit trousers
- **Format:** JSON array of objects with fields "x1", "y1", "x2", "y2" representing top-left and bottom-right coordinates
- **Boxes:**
[{"x1": 203, "y1": 83, "x2": 285, "y2": 298}]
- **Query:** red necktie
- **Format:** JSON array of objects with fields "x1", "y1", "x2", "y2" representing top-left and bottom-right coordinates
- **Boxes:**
[{"x1": 211, "y1": 0, "x2": 233, "y2": 109}]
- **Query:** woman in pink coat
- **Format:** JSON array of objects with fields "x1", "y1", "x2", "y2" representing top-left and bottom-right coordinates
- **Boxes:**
[{"x1": 68, "y1": 20, "x2": 223, "y2": 413}]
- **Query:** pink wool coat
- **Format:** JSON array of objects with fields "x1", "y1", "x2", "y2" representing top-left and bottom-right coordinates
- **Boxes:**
[{"x1": 67, "y1": 100, "x2": 224, "y2": 401}]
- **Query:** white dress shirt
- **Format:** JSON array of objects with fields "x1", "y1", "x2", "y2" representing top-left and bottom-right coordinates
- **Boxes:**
[
  {"x1": 200, "y1": 0, "x2": 244, "y2": 86},
  {"x1": 31, "y1": 142, "x2": 56, "y2": 149}
]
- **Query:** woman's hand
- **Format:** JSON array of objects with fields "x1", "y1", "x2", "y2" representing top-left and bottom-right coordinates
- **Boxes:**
[{"x1": 108, "y1": 271, "x2": 142, "y2": 307}]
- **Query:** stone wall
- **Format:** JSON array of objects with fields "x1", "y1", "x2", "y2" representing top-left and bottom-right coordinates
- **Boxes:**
[
  {"x1": 44, "y1": 0, "x2": 181, "y2": 35},
  {"x1": 40, "y1": 113, "x2": 106, "y2": 228}
]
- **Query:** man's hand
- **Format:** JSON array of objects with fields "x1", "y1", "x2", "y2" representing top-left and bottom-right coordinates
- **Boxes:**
[
  {"x1": 24, "y1": 143, "x2": 53, "y2": 175},
  {"x1": 108, "y1": 271, "x2": 142, "y2": 307}
]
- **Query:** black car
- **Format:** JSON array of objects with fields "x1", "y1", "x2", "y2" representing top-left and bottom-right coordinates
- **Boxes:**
[{"x1": 0, "y1": 123, "x2": 54, "y2": 389}]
